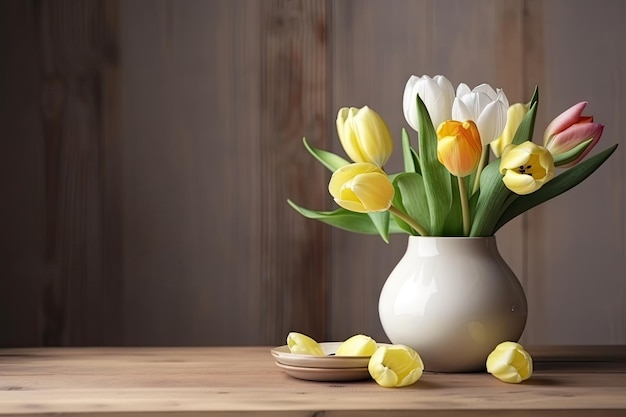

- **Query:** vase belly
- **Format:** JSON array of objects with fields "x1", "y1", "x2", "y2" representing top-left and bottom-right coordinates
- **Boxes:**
[{"x1": 378, "y1": 236, "x2": 527, "y2": 372}]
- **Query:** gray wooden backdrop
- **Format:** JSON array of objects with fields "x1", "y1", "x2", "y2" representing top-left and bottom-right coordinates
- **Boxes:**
[{"x1": 1, "y1": 0, "x2": 624, "y2": 347}]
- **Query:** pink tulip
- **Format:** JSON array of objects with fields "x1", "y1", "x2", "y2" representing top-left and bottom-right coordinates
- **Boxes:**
[{"x1": 543, "y1": 101, "x2": 604, "y2": 167}]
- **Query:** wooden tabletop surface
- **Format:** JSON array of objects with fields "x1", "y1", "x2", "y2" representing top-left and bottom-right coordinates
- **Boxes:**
[{"x1": 1, "y1": 346, "x2": 626, "y2": 416}]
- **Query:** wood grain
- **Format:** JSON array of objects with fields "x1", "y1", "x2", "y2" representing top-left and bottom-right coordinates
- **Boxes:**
[
  {"x1": 1, "y1": 346, "x2": 625, "y2": 416},
  {"x1": 259, "y1": 0, "x2": 330, "y2": 345},
  {"x1": 36, "y1": 0, "x2": 119, "y2": 346}
]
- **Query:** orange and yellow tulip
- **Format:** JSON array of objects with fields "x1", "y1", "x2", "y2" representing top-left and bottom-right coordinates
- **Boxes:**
[{"x1": 436, "y1": 120, "x2": 483, "y2": 177}]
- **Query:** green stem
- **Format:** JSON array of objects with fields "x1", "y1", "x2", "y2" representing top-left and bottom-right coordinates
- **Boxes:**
[
  {"x1": 388, "y1": 206, "x2": 429, "y2": 236},
  {"x1": 472, "y1": 145, "x2": 489, "y2": 194},
  {"x1": 457, "y1": 176, "x2": 471, "y2": 236}
]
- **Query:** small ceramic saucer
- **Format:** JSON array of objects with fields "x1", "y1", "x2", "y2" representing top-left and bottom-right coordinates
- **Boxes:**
[
  {"x1": 274, "y1": 362, "x2": 370, "y2": 381},
  {"x1": 271, "y1": 342, "x2": 374, "y2": 381},
  {"x1": 271, "y1": 342, "x2": 371, "y2": 369}
]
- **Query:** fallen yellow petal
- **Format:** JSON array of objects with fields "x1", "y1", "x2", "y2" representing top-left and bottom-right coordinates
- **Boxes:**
[
  {"x1": 335, "y1": 334, "x2": 377, "y2": 356},
  {"x1": 286, "y1": 332, "x2": 325, "y2": 356}
]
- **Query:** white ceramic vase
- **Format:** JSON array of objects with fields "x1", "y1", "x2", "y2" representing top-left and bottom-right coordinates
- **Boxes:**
[{"x1": 378, "y1": 236, "x2": 527, "y2": 372}]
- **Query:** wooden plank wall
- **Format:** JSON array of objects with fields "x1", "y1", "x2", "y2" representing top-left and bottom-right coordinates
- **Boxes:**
[{"x1": 1, "y1": 0, "x2": 624, "y2": 347}]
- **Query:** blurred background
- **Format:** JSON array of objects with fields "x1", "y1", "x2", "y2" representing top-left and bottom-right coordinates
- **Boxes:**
[{"x1": 1, "y1": 0, "x2": 624, "y2": 348}]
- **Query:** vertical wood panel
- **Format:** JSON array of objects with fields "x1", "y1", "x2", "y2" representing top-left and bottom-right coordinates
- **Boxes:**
[
  {"x1": 101, "y1": 0, "x2": 124, "y2": 345},
  {"x1": 0, "y1": 0, "x2": 123, "y2": 346},
  {"x1": 0, "y1": 0, "x2": 46, "y2": 347},
  {"x1": 35, "y1": 0, "x2": 122, "y2": 345},
  {"x1": 260, "y1": 0, "x2": 330, "y2": 344},
  {"x1": 522, "y1": 0, "x2": 626, "y2": 345},
  {"x1": 120, "y1": 0, "x2": 266, "y2": 345}
]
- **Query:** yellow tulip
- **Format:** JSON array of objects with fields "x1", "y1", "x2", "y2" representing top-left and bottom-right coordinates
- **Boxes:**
[
  {"x1": 436, "y1": 120, "x2": 483, "y2": 177},
  {"x1": 486, "y1": 341, "x2": 533, "y2": 383},
  {"x1": 328, "y1": 162, "x2": 394, "y2": 213},
  {"x1": 286, "y1": 332, "x2": 325, "y2": 356},
  {"x1": 500, "y1": 141, "x2": 555, "y2": 195},
  {"x1": 335, "y1": 334, "x2": 377, "y2": 356},
  {"x1": 490, "y1": 103, "x2": 530, "y2": 158},
  {"x1": 336, "y1": 106, "x2": 394, "y2": 168},
  {"x1": 368, "y1": 345, "x2": 424, "y2": 388}
]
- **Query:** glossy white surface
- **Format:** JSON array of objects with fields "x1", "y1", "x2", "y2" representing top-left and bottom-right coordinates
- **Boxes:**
[{"x1": 379, "y1": 236, "x2": 527, "y2": 372}]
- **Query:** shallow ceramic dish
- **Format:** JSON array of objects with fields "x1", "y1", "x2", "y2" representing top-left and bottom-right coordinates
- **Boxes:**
[
  {"x1": 271, "y1": 342, "x2": 371, "y2": 369},
  {"x1": 274, "y1": 362, "x2": 370, "y2": 382}
]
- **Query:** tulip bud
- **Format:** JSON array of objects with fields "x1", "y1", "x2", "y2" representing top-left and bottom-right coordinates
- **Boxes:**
[
  {"x1": 490, "y1": 103, "x2": 530, "y2": 158},
  {"x1": 286, "y1": 332, "x2": 325, "y2": 356},
  {"x1": 500, "y1": 141, "x2": 555, "y2": 195},
  {"x1": 336, "y1": 106, "x2": 394, "y2": 168},
  {"x1": 335, "y1": 334, "x2": 377, "y2": 356},
  {"x1": 543, "y1": 101, "x2": 604, "y2": 167},
  {"x1": 436, "y1": 120, "x2": 483, "y2": 177},
  {"x1": 368, "y1": 345, "x2": 424, "y2": 388},
  {"x1": 328, "y1": 162, "x2": 394, "y2": 213},
  {"x1": 403, "y1": 74, "x2": 455, "y2": 131},
  {"x1": 453, "y1": 83, "x2": 509, "y2": 146},
  {"x1": 486, "y1": 341, "x2": 533, "y2": 383}
]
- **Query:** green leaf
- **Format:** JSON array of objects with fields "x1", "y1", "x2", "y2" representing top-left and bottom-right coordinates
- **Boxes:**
[
  {"x1": 302, "y1": 137, "x2": 350, "y2": 172},
  {"x1": 390, "y1": 184, "x2": 414, "y2": 235},
  {"x1": 494, "y1": 144, "x2": 618, "y2": 231},
  {"x1": 393, "y1": 173, "x2": 430, "y2": 234},
  {"x1": 367, "y1": 211, "x2": 391, "y2": 243},
  {"x1": 469, "y1": 158, "x2": 516, "y2": 236},
  {"x1": 415, "y1": 95, "x2": 453, "y2": 235},
  {"x1": 442, "y1": 175, "x2": 464, "y2": 236},
  {"x1": 401, "y1": 128, "x2": 419, "y2": 173},
  {"x1": 287, "y1": 200, "x2": 406, "y2": 236}
]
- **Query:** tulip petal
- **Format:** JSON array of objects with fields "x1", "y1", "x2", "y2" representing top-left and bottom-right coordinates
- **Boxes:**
[
  {"x1": 351, "y1": 172, "x2": 395, "y2": 212},
  {"x1": 543, "y1": 101, "x2": 587, "y2": 142},
  {"x1": 490, "y1": 103, "x2": 529, "y2": 157},
  {"x1": 452, "y1": 98, "x2": 473, "y2": 122},
  {"x1": 369, "y1": 362, "x2": 399, "y2": 387},
  {"x1": 471, "y1": 83, "x2": 498, "y2": 99},
  {"x1": 502, "y1": 171, "x2": 539, "y2": 195},
  {"x1": 476, "y1": 99, "x2": 508, "y2": 145},
  {"x1": 337, "y1": 108, "x2": 367, "y2": 162},
  {"x1": 404, "y1": 75, "x2": 454, "y2": 131},
  {"x1": 354, "y1": 108, "x2": 395, "y2": 167},
  {"x1": 329, "y1": 163, "x2": 394, "y2": 213},
  {"x1": 403, "y1": 76, "x2": 420, "y2": 131},
  {"x1": 336, "y1": 334, "x2": 377, "y2": 356},
  {"x1": 456, "y1": 82, "x2": 471, "y2": 97},
  {"x1": 287, "y1": 332, "x2": 325, "y2": 356}
]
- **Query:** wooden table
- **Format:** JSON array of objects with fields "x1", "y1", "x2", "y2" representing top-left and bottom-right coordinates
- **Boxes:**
[{"x1": 1, "y1": 346, "x2": 626, "y2": 416}]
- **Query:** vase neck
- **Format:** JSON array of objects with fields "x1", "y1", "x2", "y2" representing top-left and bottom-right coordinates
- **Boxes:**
[{"x1": 406, "y1": 236, "x2": 498, "y2": 256}]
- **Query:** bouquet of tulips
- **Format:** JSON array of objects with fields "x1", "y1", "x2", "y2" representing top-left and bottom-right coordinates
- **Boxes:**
[{"x1": 288, "y1": 74, "x2": 617, "y2": 242}]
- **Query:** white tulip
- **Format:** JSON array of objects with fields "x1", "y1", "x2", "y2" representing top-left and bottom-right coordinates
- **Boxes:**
[
  {"x1": 403, "y1": 75, "x2": 455, "y2": 132},
  {"x1": 452, "y1": 83, "x2": 509, "y2": 146}
]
